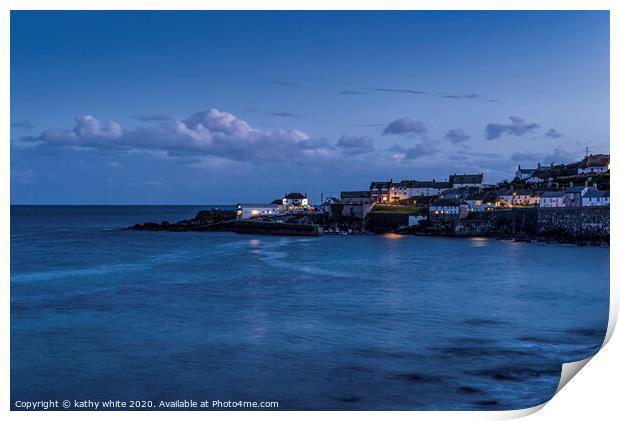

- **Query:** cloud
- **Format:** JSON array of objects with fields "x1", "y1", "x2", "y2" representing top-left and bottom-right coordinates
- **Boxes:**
[
  {"x1": 383, "y1": 118, "x2": 428, "y2": 136},
  {"x1": 375, "y1": 88, "x2": 499, "y2": 102},
  {"x1": 404, "y1": 143, "x2": 438, "y2": 160},
  {"x1": 544, "y1": 128, "x2": 562, "y2": 138},
  {"x1": 272, "y1": 80, "x2": 298, "y2": 87},
  {"x1": 340, "y1": 90, "x2": 369, "y2": 95},
  {"x1": 444, "y1": 129, "x2": 470, "y2": 144},
  {"x1": 485, "y1": 116, "x2": 540, "y2": 140},
  {"x1": 375, "y1": 88, "x2": 426, "y2": 95},
  {"x1": 442, "y1": 93, "x2": 479, "y2": 99},
  {"x1": 271, "y1": 111, "x2": 303, "y2": 118},
  {"x1": 11, "y1": 121, "x2": 34, "y2": 129},
  {"x1": 132, "y1": 114, "x2": 176, "y2": 122},
  {"x1": 511, "y1": 151, "x2": 544, "y2": 162},
  {"x1": 30, "y1": 108, "x2": 330, "y2": 164},
  {"x1": 336, "y1": 135, "x2": 374, "y2": 154},
  {"x1": 510, "y1": 149, "x2": 576, "y2": 165},
  {"x1": 543, "y1": 147, "x2": 576, "y2": 164}
]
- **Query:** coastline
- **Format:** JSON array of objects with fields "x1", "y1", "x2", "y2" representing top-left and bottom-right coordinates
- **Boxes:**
[{"x1": 127, "y1": 207, "x2": 609, "y2": 246}]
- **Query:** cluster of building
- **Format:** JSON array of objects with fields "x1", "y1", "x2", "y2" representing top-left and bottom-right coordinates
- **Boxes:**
[
  {"x1": 515, "y1": 154, "x2": 610, "y2": 182},
  {"x1": 236, "y1": 192, "x2": 312, "y2": 219},
  {"x1": 335, "y1": 154, "x2": 611, "y2": 222},
  {"x1": 236, "y1": 154, "x2": 610, "y2": 223}
]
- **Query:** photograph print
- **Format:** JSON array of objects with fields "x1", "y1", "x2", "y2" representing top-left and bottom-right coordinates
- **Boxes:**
[{"x1": 10, "y1": 9, "x2": 611, "y2": 412}]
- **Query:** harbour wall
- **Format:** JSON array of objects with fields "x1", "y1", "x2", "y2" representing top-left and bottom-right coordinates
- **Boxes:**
[{"x1": 454, "y1": 207, "x2": 609, "y2": 239}]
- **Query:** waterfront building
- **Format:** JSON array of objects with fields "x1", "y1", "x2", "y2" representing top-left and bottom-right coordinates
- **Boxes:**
[
  {"x1": 581, "y1": 190, "x2": 610, "y2": 207},
  {"x1": 564, "y1": 185, "x2": 590, "y2": 207},
  {"x1": 270, "y1": 198, "x2": 286, "y2": 213},
  {"x1": 407, "y1": 180, "x2": 452, "y2": 198},
  {"x1": 340, "y1": 191, "x2": 373, "y2": 218},
  {"x1": 429, "y1": 198, "x2": 469, "y2": 220},
  {"x1": 540, "y1": 191, "x2": 566, "y2": 208},
  {"x1": 236, "y1": 203, "x2": 281, "y2": 219},
  {"x1": 369, "y1": 181, "x2": 392, "y2": 203},
  {"x1": 449, "y1": 173, "x2": 484, "y2": 188},
  {"x1": 388, "y1": 180, "x2": 452, "y2": 203},
  {"x1": 388, "y1": 181, "x2": 410, "y2": 203},
  {"x1": 499, "y1": 189, "x2": 541, "y2": 206},
  {"x1": 578, "y1": 154, "x2": 610, "y2": 175},
  {"x1": 319, "y1": 197, "x2": 340, "y2": 217},
  {"x1": 465, "y1": 192, "x2": 500, "y2": 212},
  {"x1": 282, "y1": 192, "x2": 309, "y2": 209}
]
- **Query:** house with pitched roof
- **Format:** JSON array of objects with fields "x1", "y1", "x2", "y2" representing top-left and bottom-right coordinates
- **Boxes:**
[
  {"x1": 540, "y1": 191, "x2": 565, "y2": 208},
  {"x1": 429, "y1": 198, "x2": 469, "y2": 220},
  {"x1": 582, "y1": 190, "x2": 610, "y2": 207},
  {"x1": 564, "y1": 185, "x2": 590, "y2": 207},
  {"x1": 369, "y1": 181, "x2": 392, "y2": 203},
  {"x1": 449, "y1": 173, "x2": 484, "y2": 188},
  {"x1": 282, "y1": 192, "x2": 309, "y2": 209},
  {"x1": 578, "y1": 154, "x2": 610, "y2": 175}
]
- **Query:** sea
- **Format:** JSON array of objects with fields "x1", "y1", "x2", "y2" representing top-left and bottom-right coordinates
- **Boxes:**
[{"x1": 10, "y1": 205, "x2": 610, "y2": 410}]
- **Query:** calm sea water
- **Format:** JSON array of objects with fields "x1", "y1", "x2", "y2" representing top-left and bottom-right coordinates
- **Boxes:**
[{"x1": 10, "y1": 205, "x2": 609, "y2": 410}]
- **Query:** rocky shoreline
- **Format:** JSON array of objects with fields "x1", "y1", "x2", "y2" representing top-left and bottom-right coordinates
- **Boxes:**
[
  {"x1": 129, "y1": 208, "x2": 609, "y2": 245},
  {"x1": 128, "y1": 210, "x2": 323, "y2": 236}
]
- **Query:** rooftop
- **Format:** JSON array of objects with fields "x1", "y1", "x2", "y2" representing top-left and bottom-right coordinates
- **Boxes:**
[
  {"x1": 583, "y1": 190, "x2": 610, "y2": 198},
  {"x1": 449, "y1": 174, "x2": 484, "y2": 184},
  {"x1": 540, "y1": 191, "x2": 565, "y2": 198},
  {"x1": 341, "y1": 191, "x2": 370, "y2": 198},
  {"x1": 580, "y1": 154, "x2": 610, "y2": 168},
  {"x1": 284, "y1": 192, "x2": 307, "y2": 199}
]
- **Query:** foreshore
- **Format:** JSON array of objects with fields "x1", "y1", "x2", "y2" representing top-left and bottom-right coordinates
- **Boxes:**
[{"x1": 128, "y1": 207, "x2": 609, "y2": 245}]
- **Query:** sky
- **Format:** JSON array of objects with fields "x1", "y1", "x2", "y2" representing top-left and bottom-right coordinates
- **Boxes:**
[{"x1": 10, "y1": 11, "x2": 610, "y2": 204}]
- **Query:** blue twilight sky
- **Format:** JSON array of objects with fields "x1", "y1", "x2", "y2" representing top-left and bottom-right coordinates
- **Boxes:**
[{"x1": 10, "y1": 11, "x2": 609, "y2": 204}]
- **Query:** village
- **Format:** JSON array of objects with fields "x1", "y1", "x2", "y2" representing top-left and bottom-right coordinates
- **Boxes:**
[{"x1": 131, "y1": 153, "x2": 610, "y2": 242}]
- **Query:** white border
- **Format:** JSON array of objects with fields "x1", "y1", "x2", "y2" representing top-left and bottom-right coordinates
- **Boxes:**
[{"x1": 2, "y1": 1, "x2": 616, "y2": 420}]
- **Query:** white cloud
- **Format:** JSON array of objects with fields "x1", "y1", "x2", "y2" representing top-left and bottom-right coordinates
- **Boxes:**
[{"x1": 36, "y1": 108, "x2": 326, "y2": 164}]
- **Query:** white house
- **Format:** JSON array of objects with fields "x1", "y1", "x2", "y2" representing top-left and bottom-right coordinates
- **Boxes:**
[
  {"x1": 236, "y1": 203, "x2": 280, "y2": 219},
  {"x1": 514, "y1": 163, "x2": 553, "y2": 183},
  {"x1": 581, "y1": 190, "x2": 610, "y2": 207},
  {"x1": 388, "y1": 182, "x2": 411, "y2": 202},
  {"x1": 407, "y1": 181, "x2": 452, "y2": 197},
  {"x1": 369, "y1": 181, "x2": 392, "y2": 203},
  {"x1": 539, "y1": 191, "x2": 565, "y2": 208},
  {"x1": 282, "y1": 192, "x2": 309, "y2": 209},
  {"x1": 499, "y1": 189, "x2": 541, "y2": 206},
  {"x1": 578, "y1": 154, "x2": 610, "y2": 175},
  {"x1": 515, "y1": 165, "x2": 536, "y2": 181},
  {"x1": 429, "y1": 198, "x2": 469, "y2": 219},
  {"x1": 388, "y1": 180, "x2": 452, "y2": 202},
  {"x1": 465, "y1": 192, "x2": 500, "y2": 212}
]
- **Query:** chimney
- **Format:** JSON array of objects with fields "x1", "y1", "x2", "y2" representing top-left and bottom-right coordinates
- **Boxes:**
[
  {"x1": 537, "y1": 162, "x2": 541, "y2": 169},
  {"x1": 570, "y1": 181, "x2": 573, "y2": 187}
]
